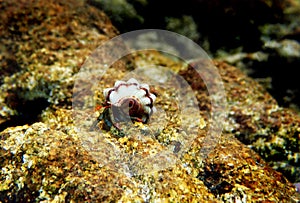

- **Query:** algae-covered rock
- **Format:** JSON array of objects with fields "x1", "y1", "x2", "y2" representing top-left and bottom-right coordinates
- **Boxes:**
[
  {"x1": 0, "y1": 0, "x2": 118, "y2": 129},
  {"x1": 1, "y1": 0, "x2": 300, "y2": 202},
  {"x1": 213, "y1": 61, "x2": 300, "y2": 184},
  {"x1": 1, "y1": 114, "x2": 298, "y2": 202},
  {"x1": 2, "y1": 50, "x2": 300, "y2": 201},
  {"x1": 0, "y1": 122, "x2": 143, "y2": 202}
]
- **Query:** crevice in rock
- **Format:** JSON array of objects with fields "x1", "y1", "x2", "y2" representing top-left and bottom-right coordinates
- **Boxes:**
[{"x1": 0, "y1": 98, "x2": 49, "y2": 132}]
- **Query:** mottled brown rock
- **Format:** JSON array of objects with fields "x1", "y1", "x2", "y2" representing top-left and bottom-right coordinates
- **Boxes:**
[
  {"x1": 0, "y1": 0, "x2": 118, "y2": 127},
  {"x1": 1, "y1": 0, "x2": 300, "y2": 202},
  {"x1": 215, "y1": 61, "x2": 300, "y2": 183},
  {"x1": 133, "y1": 52, "x2": 300, "y2": 201},
  {"x1": 0, "y1": 123, "x2": 141, "y2": 202},
  {"x1": 1, "y1": 97, "x2": 297, "y2": 202}
]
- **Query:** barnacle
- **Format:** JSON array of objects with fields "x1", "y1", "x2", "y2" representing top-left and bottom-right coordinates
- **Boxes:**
[{"x1": 100, "y1": 78, "x2": 156, "y2": 130}]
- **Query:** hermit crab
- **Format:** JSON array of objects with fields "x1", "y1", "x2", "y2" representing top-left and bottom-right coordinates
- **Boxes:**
[{"x1": 96, "y1": 78, "x2": 156, "y2": 131}]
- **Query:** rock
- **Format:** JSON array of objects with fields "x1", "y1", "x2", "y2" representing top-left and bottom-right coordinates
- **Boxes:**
[
  {"x1": 212, "y1": 61, "x2": 300, "y2": 184},
  {"x1": 0, "y1": 122, "x2": 145, "y2": 202},
  {"x1": 198, "y1": 2, "x2": 300, "y2": 181},
  {"x1": 0, "y1": 0, "x2": 118, "y2": 130},
  {"x1": 2, "y1": 50, "x2": 300, "y2": 201},
  {"x1": 1, "y1": 115, "x2": 298, "y2": 202},
  {"x1": 1, "y1": 0, "x2": 300, "y2": 202},
  {"x1": 88, "y1": 0, "x2": 300, "y2": 114}
]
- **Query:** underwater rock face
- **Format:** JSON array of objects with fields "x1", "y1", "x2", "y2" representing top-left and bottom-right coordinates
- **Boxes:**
[
  {"x1": 0, "y1": 0, "x2": 118, "y2": 130},
  {"x1": 0, "y1": 0, "x2": 300, "y2": 202},
  {"x1": 213, "y1": 61, "x2": 300, "y2": 184},
  {"x1": 90, "y1": 0, "x2": 300, "y2": 116}
]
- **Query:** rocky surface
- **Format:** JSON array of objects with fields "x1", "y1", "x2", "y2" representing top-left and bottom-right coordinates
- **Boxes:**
[
  {"x1": 0, "y1": 0, "x2": 118, "y2": 128},
  {"x1": 0, "y1": 0, "x2": 300, "y2": 202},
  {"x1": 90, "y1": 0, "x2": 300, "y2": 115},
  {"x1": 214, "y1": 61, "x2": 300, "y2": 184}
]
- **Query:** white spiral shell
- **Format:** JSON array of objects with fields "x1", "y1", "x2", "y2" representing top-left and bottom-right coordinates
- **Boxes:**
[{"x1": 103, "y1": 78, "x2": 156, "y2": 123}]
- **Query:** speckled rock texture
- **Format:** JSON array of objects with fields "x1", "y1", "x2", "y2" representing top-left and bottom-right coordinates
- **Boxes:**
[
  {"x1": 0, "y1": 0, "x2": 118, "y2": 127},
  {"x1": 90, "y1": 0, "x2": 300, "y2": 116},
  {"x1": 216, "y1": 61, "x2": 300, "y2": 184},
  {"x1": 0, "y1": 0, "x2": 300, "y2": 202}
]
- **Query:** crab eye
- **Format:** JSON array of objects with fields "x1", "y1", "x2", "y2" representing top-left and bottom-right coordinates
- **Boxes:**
[
  {"x1": 128, "y1": 99, "x2": 135, "y2": 108},
  {"x1": 120, "y1": 98, "x2": 135, "y2": 109}
]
